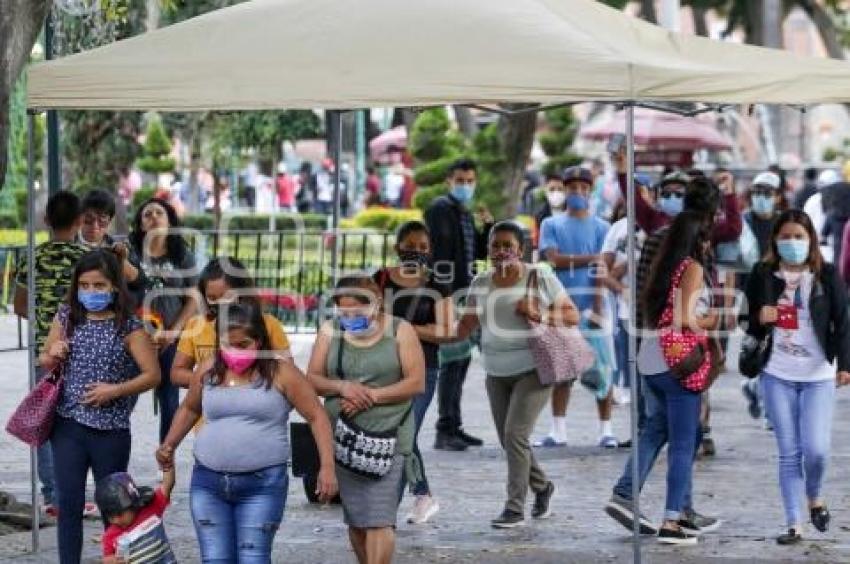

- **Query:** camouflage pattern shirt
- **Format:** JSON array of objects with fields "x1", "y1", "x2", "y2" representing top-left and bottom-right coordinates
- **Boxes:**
[{"x1": 15, "y1": 241, "x2": 88, "y2": 353}]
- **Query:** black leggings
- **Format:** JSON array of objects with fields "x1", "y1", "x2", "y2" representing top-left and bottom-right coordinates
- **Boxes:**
[{"x1": 52, "y1": 417, "x2": 131, "y2": 564}]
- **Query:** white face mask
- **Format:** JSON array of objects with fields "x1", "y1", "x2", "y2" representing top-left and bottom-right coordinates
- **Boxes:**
[{"x1": 546, "y1": 191, "x2": 567, "y2": 209}]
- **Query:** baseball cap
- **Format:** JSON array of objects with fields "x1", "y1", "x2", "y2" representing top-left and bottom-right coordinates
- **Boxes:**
[
  {"x1": 95, "y1": 472, "x2": 155, "y2": 518},
  {"x1": 818, "y1": 169, "x2": 841, "y2": 187},
  {"x1": 561, "y1": 166, "x2": 593, "y2": 185},
  {"x1": 752, "y1": 171, "x2": 781, "y2": 190}
]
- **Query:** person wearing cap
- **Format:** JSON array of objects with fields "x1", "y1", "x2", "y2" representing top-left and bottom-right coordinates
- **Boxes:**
[
  {"x1": 746, "y1": 171, "x2": 787, "y2": 259},
  {"x1": 537, "y1": 165, "x2": 617, "y2": 449},
  {"x1": 276, "y1": 162, "x2": 296, "y2": 212},
  {"x1": 97, "y1": 469, "x2": 176, "y2": 564}
]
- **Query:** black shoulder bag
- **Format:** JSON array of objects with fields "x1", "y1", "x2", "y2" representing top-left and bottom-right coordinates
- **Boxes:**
[{"x1": 739, "y1": 268, "x2": 774, "y2": 378}]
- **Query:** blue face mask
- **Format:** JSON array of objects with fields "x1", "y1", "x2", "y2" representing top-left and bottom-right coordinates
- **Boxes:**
[
  {"x1": 78, "y1": 290, "x2": 114, "y2": 312},
  {"x1": 658, "y1": 195, "x2": 684, "y2": 217},
  {"x1": 339, "y1": 315, "x2": 372, "y2": 334},
  {"x1": 777, "y1": 239, "x2": 809, "y2": 266},
  {"x1": 751, "y1": 195, "x2": 775, "y2": 216},
  {"x1": 566, "y1": 194, "x2": 589, "y2": 211},
  {"x1": 450, "y1": 183, "x2": 475, "y2": 204}
]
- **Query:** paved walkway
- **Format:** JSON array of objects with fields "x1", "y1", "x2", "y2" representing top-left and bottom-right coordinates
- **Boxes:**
[{"x1": 1, "y1": 325, "x2": 849, "y2": 563}]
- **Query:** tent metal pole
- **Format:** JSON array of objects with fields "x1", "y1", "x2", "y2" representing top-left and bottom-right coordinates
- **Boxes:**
[
  {"x1": 26, "y1": 110, "x2": 40, "y2": 552},
  {"x1": 330, "y1": 110, "x2": 343, "y2": 285},
  {"x1": 625, "y1": 103, "x2": 641, "y2": 564}
]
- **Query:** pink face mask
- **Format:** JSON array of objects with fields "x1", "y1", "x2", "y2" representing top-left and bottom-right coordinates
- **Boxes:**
[{"x1": 220, "y1": 346, "x2": 258, "y2": 374}]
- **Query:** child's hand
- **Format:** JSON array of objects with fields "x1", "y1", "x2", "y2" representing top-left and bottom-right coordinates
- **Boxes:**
[{"x1": 156, "y1": 444, "x2": 175, "y2": 471}]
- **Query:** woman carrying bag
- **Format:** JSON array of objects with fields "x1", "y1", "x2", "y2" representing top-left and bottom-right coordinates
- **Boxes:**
[{"x1": 743, "y1": 209, "x2": 850, "y2": 545}]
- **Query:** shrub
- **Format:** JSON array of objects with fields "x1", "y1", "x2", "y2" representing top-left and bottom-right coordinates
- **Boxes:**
[
  {"x1": 131, "y1": 186, "x2": 157, "y2": 212},
  {"x1": 0, "y1": 212, "x2": 19, "y2": 229},
  {"x1": 348, "y1": 207, "x2": 422, "y2": 232},
  {"x1": 412, "y1": 185, "x2": 448, "y2": 211},
  {"x1": 409, "y1": 108, "x2": 453, "y2": 162},
  {"x1": 137, "y1": 115, "x2": 175, "y2": 174},
  {"x1": 413, "y1": 155, "x2": 460, "y2": 187}
]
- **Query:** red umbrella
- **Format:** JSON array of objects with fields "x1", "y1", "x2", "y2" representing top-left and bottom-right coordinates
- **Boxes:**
[
  {"x1": 369, "y1": 126, "x2": 407, "y2": 163},
  {"x1": 580, "y1": 108, "x2": 732, "y2": 151}
]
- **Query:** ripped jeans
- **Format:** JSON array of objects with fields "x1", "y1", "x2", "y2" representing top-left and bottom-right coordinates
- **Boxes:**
[{"x1": 190, "y1": 463, "x2": 288, "y2": 564}]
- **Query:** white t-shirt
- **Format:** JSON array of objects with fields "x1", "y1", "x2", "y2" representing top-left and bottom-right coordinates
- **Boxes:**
[
  {"x1": 316, "y1": 171, "x2": 334, "y2": 203},
  {"x1": 764, "y1": 270, "x2": 834, "y2": 382},
  {"x1": 601, "y1": 218, "x2": 645, "y2": 320},
  {"x1": 384, "y1": 172, "x2": 405, "y2": 202}
]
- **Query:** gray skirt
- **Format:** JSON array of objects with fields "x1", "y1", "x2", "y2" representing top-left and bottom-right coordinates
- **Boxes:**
[{"x1": 337, "y1": 455, "x2": 404, "y2": 529}]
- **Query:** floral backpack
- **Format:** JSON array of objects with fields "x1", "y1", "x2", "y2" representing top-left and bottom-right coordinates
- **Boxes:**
[{"x1": 657, "y1": 258, "x2": 712, "y2": 393}]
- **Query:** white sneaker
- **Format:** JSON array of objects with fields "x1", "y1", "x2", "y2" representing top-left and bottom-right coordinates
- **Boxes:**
[
  {"x1": 613, "y1": 386, "x2": 632, "y2": 406},
  {"x1": 406, "y1": 495, "x2": 440, "y2": 524}
]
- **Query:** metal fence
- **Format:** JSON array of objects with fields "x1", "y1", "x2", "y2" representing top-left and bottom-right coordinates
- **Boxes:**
[{"x1": 0, "y1": 230, "x2": 396, "y2": 350}]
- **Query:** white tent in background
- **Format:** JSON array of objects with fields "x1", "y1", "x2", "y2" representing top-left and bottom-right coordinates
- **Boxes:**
[{"x1": 26, "y1": 0, "x2": 850, "y2": 110}]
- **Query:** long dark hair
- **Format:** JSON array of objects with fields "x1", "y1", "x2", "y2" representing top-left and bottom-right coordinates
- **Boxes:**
[
  {"x1": 764, "y1": 209, "x2": 823, "y2": 275},
  {"x1": 198, "y1": 257, "x2": 256, "y2": 299},
  {"x1": 642, "y1": 211, "x2": 710, "y2": 327},
  {"x1": 66, "y1": 250, "x2": 134, "y2": 337},
  {"x1": 205, "y1": 301, "x2": 276, "y2": 389},
  {"x1": 129, "y1": 198, "x2": 189, "y2": 263}
]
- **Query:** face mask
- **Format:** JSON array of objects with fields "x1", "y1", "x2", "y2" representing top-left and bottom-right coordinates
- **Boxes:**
[
  {"x1": 491, "y1": 248, "x2": 521, "y2": 267},
  {"x1": 777, "y1": 239, "x2": 810, "y2": 266},
  {"x1": 220, "y1": 346, "x2": 258, "y2": 374},
  {"x1": 339, "y1": 314, "x2": 372, "y2": 334},
  {"x1": 397, "y1": 250, "x2": 431, "y2": 269},
  {"x1": 546, "y1": 191, "x2": 566, "y2": 209},
  {"x1": 658, "y1": 196, "x2": 684, "y2": 217},
  {"x1": 751, "y1": 195, "x2": 775, "y2": 216},
  {"x1": 566, "y1": 194, "x2": 588, "y2": 211},
  {"x1": 450, "y1": 183, "x2": 475, "y2": 204},
  {"x1": 78, "y1": 290, "x2": 114, "y2": 312}
]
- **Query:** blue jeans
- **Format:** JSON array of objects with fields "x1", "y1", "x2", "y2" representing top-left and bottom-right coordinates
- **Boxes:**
[
  {"x1": 399, "y1": 366, "x2": 439, "y2": 498},
  {"x1": 157, "y1": 344, "x2": 179, "y2": 444},
  {"x1": 51, "y1": 417, "x2": 131, "y2": 564},
  {"x1": 191, "y1": 463, "x2": 288, "y2": 564},
  {"x1": 761, "y1": 374, "x2": 835, "y2": 527},
  {"x1": 613, "y1": 372, "x2": 701, "y2": 520}
]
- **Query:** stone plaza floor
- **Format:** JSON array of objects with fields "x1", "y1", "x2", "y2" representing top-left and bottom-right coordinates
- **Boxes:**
[{"x1": 0, "y1": 319, "x2": 849, "y2": 563}]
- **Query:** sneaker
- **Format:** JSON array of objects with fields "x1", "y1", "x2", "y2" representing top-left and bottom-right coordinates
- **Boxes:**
[
  {"x1": 598, "y1": 435, "x2": 618, "y2": 449},
  {"x1": 456, "y1": 429, "x2": 483, "y2": 447},
  {"x1": 617, "y1": 439, "x2": 633, "y2": 449},
  {"x1": 657, "y1": 527, "x2": 698, "y2": 545},
  {"x1": 741, "y1": 380, "x2": 762, "y2": 419},
  {"x1": 83, "y1": 502, "x2": 99, "y2": 519},
  {"x1": 763, "y1": 418, "x2": 774, "y2": 431},
  {"x1": 604, "y1": 494, "x2": 657, "y2": 535},
  {"x1": 406, "y1": 495, "x2": 440, "y2": 524},
  {"x1": 434, "y1": 432, "x2": 468, "y2": 452},
  {"x1": 533, "y1": 435, "x2": 567, "y2": 448},
  {"x1": 491, "y1": 509, "x2": 525, "y2": 529},
  {"x1": 777, "y1": 528, "x2": 802, "y2": 545},
  {"x1": 613, "y1": 386, "x2": 632, "y2": 406},
  {"x1": 680, "y1": 508, "x2": 722, "y2": 534},
  {"x1": 531, "y1": 482, "x2": 555, "y2": 520},
  {"x1": 811, "y1": 505, "x2": 830, "y2": 532}
]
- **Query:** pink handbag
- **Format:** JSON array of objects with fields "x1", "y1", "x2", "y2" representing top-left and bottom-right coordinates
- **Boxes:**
[
  {"x1": 6, "y1": 318, "x2": 67, "y2": 447},
  {"x1": 658, "y1": 259, "x2": 712, "y2": 393},
  {"x1": 525, "y1": 269, "x2": 595, "y2": 385}
]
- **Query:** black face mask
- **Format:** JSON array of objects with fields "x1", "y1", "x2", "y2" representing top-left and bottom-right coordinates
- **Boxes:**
[{"x1": 398, "y1": 250, "x2": 431, "y2": 269}]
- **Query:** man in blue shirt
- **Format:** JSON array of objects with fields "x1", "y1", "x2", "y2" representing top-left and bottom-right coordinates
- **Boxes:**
[{"x1": 536, "y1": 166, "x2": 617, "y2": 448}]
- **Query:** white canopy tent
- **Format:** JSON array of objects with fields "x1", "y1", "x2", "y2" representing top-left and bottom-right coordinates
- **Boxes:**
[{"x1": 18, "y1": 0, "x2": 850, "y2": 561}]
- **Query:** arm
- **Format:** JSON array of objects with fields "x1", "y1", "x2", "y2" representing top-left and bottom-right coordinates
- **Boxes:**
[
  {"x1": 276, "y1": 362, "x2": 338, "y2": 502},
  {"x1": 543, "y1": 248, "x2": 600, "y2": 269},
  {"x1": 424, "y1": 203, "x2": 454, "y2": 266},
  {"x1": 675, "y1": 263, "x2": 717, "y2": 332},
  {"x1": 170, "y1": 350, "x2": 196, "y2": 388},
  {"x1": 710, "y1": 193, "x2": 743, "y2": 244},
  {"x1": 372, "y1": 321, "x2": 426, "y2": 404},
  {"x1": 617, "y1": 172, "x2": 665, "y2": 233},
  {"x1": 13, "y1": 286, "x2": 26, "y2": 318},
  {"x1": 827, "y1": 266, "x2": 850, "y2": 373},
  {"x1": 83, "y1": 329, "x2": 161, "y2": 407},
  {"x1": 412, "y1": 297, "x2": 456, "y2": 344},
  {"x1": 305, "y1": 322, "x2": 374, "y2": 410},
  {"x1": 157, "y1": 362, "x2": 206, "y2": 470},
  {"x1": 160, "y1": 467, "x2": 176, "y2": 500},
  {"x1": 38, "y1": 318, "x2": 67, "y2": 371},
  {"x1": 841, "y1": 223, "x2": 850, "y2": 285}
]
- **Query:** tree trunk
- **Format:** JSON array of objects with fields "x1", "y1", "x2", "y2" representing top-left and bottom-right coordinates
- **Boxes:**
[
  {"x1": 498, "y1": 104, "x2": 538, "y2": 219},
  {"x1": 691, "y1": 6, "x2": 709, "y2": 37},
  {"x1": 639, "y1": 0, "x2": 658, "y2": 24},
  {"x1": 0, "y1": 0, "x2": 50, "y2": 191},
  {"x1": 188, "y1": 133, "x2": 202, "y2": 214},
  {"x1": 454, "y1": 106, "x2": 478, "y2": 139},
  {"x1": 145, "y1": 0, "x2": 161, "y2": 32},
  {"x1": 797, "y1": 0, "x2": 845, "y2": 60}
]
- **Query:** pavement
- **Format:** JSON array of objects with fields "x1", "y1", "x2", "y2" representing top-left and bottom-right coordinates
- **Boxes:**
[{"x1": 1, "y1": 318, "x2": 849, "y2": 563}]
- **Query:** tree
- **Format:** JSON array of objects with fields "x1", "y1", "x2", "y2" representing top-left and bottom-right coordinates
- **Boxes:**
[{"x1": 136, "y1": 114, "x2": 175, "y2": 176}]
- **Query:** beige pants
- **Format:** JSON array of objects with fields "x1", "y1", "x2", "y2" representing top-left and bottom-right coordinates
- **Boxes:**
[{"x1": 485, "y1": 371, "x2": 552, "y2": 514}]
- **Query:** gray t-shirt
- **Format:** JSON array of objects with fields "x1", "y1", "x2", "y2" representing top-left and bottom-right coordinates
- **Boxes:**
[
  {"x1": 467, "y1": 265, "x2": 566, "y2": 377},
  {"x1": 194, "y1": 377, "x2": 292, "y2": 473}
]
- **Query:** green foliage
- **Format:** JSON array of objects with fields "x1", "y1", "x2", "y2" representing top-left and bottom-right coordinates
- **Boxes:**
[
  {"x1": 409, "y1": 109, "x2": 455, "y2": 162},
  {"x1": 413, "y1": 156, "x2": 460, "y2": 186},
  {"x1": 540, "y1": 107, "x2": 581, "y2": 178},
  {"x1": 471, "y1": 124, "x2": 508, "y2": 216},
  {"x1": 137, "y1": 115, "x2": 175, "y2": 174},
  {"x1": 208, "y1": 111, "x2": 322, "y2": 166},
  {"x1": 412, "y1": 185, "x2": 448, "y2": 211},
  {"x1": 131, "y1": 186, "x2": 158, "y2": 212},
  {"x1": 3, "y1": 74, "x2": 44, "y2": 222},
  {"x1": 346, "y1": 207, "x2": 422, "y2": 232},
  {"x1": 0, "y1": 212, "x2": 19, "y2": 229}
]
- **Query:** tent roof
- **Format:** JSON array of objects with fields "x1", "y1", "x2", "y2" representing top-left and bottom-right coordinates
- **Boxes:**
[{"x1": 27, "y1": 0, "x2": 850, "y2": 111}]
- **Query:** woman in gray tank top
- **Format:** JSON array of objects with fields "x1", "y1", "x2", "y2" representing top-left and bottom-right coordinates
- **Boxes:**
[
  {"x1": 156, "y1": 301, "x2": 337, "y2": 563},
  {"x1": 307, "y1": 275, "x2": 426, "y2": 564}
]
